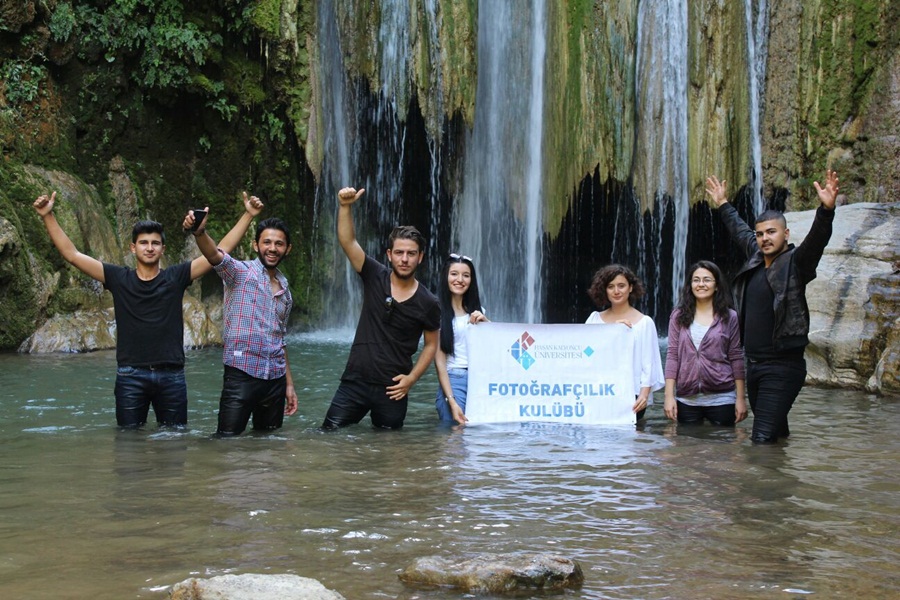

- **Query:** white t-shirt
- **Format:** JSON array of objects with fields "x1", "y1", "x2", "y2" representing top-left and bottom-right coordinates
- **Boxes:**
[
  {"x1": 585, "y1": 312, "x2": 665, "y2": 404},
  {"x1": 445, "y1": 314, "x2": 472, "y2": 370}
]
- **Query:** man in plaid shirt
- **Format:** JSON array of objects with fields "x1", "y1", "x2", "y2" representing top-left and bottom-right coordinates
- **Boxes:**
[{"x1": 188, "y1": 203, "x2": 297, "y2": 436}]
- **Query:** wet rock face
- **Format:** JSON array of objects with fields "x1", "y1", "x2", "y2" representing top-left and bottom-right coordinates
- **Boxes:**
[
  {"x1": 168, "y1": 573, "x2": 346, "y2": 600},
  {"x1": 788, "y1": 202, "x2": 900, "y2": 394},
  {"x1": 399, "y1": 553, "x2": 584, "y2": 593}
]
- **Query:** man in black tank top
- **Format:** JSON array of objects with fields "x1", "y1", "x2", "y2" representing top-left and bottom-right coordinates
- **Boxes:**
[
  {"x1": 33, "y1": 191, "x2": 263, "y2": 428},
  {"x1": 321, "y1": 187, "x2": 441, "y2": 430},
  {"x1": 706, "y1": 172, "x2": 839, "y2": 443}
]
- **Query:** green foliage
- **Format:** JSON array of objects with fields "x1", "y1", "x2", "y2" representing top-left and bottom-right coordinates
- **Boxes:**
[
  {"x1": 76, "y1": 0, "x2": 218, "y2": 89},
  {"x1": 48, "y1": 2, "x2": 77, "y2": 42},
  {"x1": 250, "y1": 0, "x2": 282, "y2": 40},
  {"x1": 0, "y1": 61, "x2": 47, "y2": 105}
]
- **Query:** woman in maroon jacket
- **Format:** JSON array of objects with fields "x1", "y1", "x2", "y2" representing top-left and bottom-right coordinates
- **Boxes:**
[{"x1": 664, "y1": 261, "x2": 748, "y2": 426}]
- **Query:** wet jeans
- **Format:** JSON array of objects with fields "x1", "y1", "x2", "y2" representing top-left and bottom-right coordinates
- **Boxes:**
[
  {"x1": 747, "y1": 357, "x2": 807, "y2": 443},
  {"x1": 675, "y1": 401, "x2": 737, "y2": 426},
  {"x1": 216, "y1": 365, "x2": 286, "y2": 436},
  {"x1": 114, "y1": 365, "x2": 187, "y2": 428},
  {"x1": 435, "y1": 368, "x2": 468, "y2": 423},
  {"x1": 321, "y1": 379, "x2": 408, "y2": 430}
]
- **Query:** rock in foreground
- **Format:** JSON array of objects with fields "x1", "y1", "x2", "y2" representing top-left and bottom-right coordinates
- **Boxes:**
[
  {"x1": 399, "y1": 553, "x2": 584, "y2": 593},
  {"x1": 169, "y1": 574, "x2": 345, "y2": 600}
]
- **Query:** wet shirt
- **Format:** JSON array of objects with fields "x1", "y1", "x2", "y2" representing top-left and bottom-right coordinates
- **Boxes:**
[
  {"x1": 214, "y1": 253, "x2": 292, "y2": 380},
  {"x1": 103, "y1": 262, "x2": 192, "y2": 367}
]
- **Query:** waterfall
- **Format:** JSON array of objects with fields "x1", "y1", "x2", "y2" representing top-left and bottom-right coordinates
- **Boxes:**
[
  {"x1": 316, "y1": 0, "x2": 360, "y2": 328},
  {"x1": 634, "y1": 0, "x2": 689, "y2": 315},
  {"x1": 455, "y1": 0, "x2": 546, "y2": 323},
  {"x1": 745, "y1": 0, "x2": 769, "y2": 214}
]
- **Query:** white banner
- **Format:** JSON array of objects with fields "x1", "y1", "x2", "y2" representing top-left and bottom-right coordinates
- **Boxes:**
[{"x1": 465, "y1": 323, "x2": 636, "y2": 425}]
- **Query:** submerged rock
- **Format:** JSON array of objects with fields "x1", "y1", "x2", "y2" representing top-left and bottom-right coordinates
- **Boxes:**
[
  {"x1": 399, "y1": 553, "x2": 584, "y2": 593},
  {"x1": 168, "y1": 573, "x2": 345, "y2": 600}
]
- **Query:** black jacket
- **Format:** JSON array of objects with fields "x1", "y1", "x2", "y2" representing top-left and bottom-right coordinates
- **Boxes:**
[{"x1": 718, "y1": 203, "x2": 835, "y2": 353}]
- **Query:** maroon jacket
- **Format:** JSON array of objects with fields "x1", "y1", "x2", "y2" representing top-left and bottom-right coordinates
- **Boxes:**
[{"x1": 664, "y1": 308, "x2": 745, "y2": 397}]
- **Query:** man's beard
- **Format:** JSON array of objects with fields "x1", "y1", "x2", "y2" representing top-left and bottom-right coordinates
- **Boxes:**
[
  {"x1": 258, "y1": 250, "x2": 284, "y2": 269},
  {"x1": 391, "y1": 263, "x2": 417, "y2": 280}
]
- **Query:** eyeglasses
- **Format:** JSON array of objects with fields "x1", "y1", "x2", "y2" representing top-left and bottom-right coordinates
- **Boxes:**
[
  {"x1": 383, "y1": 296, "x2": 394, "y2": 321},
  {"x1": 449, "y1": 253, "x2": 472, "y2": 262},
  {"x1": 691, "y1": 277, "x2": 715, "y2": 284}
]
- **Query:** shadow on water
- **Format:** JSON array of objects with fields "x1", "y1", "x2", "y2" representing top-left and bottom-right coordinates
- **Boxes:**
[{"x1": 0, "y1": 341, "x2": 898, "y2": 599}]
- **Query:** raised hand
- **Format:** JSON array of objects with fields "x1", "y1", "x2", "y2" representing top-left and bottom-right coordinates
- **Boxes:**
[
  {"x1": 705, "y1": 176, "x2": 728, "y2": 208},
  {"x1": 33, "y1": 192, "x2": 57, "y2": 216},
  {"x1": 243, "y1": 191, "x2": 264, "y2": 217},
  {"x1": 338, "y1": 187, "x2": 365, "y2": 207},
  {"x1": 183, "y1": 207, "x2": 209, "y2": 232},
  {"x1": 813, "y1": 169, "x2": 839, "y2": 210}
]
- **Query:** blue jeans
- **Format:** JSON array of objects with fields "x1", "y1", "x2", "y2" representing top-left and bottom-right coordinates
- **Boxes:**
[
  {"x1": 114, "y1": 365, "x2": 187, "y2": 428},
  {"x1": 435, "y1": 368, "x2": 468, "y2": 422},
  {"x1": 747, "y1": 357, "x2": 807, "y2": 443}
]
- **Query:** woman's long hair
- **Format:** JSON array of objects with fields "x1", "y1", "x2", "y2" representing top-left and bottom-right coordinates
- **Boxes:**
[
  {"x1": 439, "y1": 254, "x2": 483, "y2": 355},
  {"x1": 674, "y1": 260, "x2": 733, "y2": 329}
]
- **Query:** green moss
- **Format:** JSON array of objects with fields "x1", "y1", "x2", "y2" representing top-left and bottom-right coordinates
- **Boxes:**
[{"x1": 250, "y1": 0, "x2": 283, "y2": 41}]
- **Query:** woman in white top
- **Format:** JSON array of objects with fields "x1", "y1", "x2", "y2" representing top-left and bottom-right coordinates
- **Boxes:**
[
  {"x1": 585, "y1": 264, "x2": 664, "y2": 420},
  {"x1": 434, "y1": 253, "x2": 488, "y2": 424}
]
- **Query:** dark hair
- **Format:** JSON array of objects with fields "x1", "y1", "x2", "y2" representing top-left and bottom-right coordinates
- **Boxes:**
[
  {"x1": 132, "y1": 220, "x2": 164, "y2": 244},
  {"x1": 587, "y1": 264, "x2": 645, "y2": 309},
  {"x1": 755, "y1": 210, "x2": 787, "y2": 228},
  {"x1": 438, "y1": 254, "x2": 483, "y2": 355},
  {"x1": 256, "y1": 217, "x2": 291, "y2": 246},
  {"x1": 388, "y1": 225, "x2": 426, "y2": 252},
  {"x1": 674, "y1": 260, "x2": 733, "y2": 329}
]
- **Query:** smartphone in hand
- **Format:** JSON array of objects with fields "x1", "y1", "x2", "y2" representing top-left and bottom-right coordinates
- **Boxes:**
[{"x1": 191, "y1": 209, "x2": 207, "y2": 232}]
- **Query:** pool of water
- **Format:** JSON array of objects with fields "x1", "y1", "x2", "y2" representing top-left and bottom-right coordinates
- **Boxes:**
[{"x1": 0, "y1": 334, "x2": 898, "y2": 599}]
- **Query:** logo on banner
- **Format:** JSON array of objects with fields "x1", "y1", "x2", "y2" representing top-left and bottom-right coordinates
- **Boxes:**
[{"x1": 509, "y1": 331, "x2": 536, "y2": 370}]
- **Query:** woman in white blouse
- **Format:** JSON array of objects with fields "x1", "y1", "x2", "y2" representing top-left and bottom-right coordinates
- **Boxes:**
[{"x1": 585, "y1": 264, "x2": 664, "y2": 420}]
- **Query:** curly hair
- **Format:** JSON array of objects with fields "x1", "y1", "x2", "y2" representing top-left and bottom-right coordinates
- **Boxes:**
[
  {"x1": 673, "y1": 260, "x2": 733, "y2": 329},
  {"x1": 438, "y1": 254, "x2": 483, "y2": 355},
  {"x1": 587, "y1": 264, "x2": 645, "y2": 309}
]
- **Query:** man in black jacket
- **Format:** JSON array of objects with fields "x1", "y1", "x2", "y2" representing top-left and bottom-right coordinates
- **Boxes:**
[{"x1": 705, "y1": 170, "x2": 839, "y2": 443}]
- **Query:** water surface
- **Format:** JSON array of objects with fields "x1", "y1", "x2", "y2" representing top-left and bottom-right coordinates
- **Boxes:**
[{"x1": 1, "y1": 336, "x2": 898, "y2": 599}]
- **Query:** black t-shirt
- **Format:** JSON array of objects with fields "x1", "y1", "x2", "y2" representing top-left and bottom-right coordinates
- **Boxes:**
[
  {"x1": 341, "y1": 255, "x2": 441, "y2": 385},
  {"x1": 742, "y1": 264, "x2": 777, "y2": 359},
  {"x1": 103, "y1": 262, "x2": 193, "y2": 367}
]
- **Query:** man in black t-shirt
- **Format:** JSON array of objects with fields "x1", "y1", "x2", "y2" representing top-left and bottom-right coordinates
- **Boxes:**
[
  {"x1": 321, "y1": 187, "x2": 441, "y2": 430},
  {"x1": 33, "y1": 191, "x2": 263, "y2": 428},
  {"x1": 706, "y1": 171, "x2": 839, "y2": 443}
]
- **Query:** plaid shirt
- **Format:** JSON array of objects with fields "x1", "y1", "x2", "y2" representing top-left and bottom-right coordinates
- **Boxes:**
[{"x1": 214, "y1": 253, "x2": 292, "y2": 380}]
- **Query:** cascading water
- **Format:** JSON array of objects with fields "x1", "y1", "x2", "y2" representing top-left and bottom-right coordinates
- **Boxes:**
[
  {"x1": 455, "y1": 0, "x2": 546, "y2": 323},
  {"x1": 317, "y1": 0, "x2": 360, "y2": 328},
  {"x1": 634, "y1": 0, "x2": 689, "y2": 316},
  {"x1": 745, "y1": 0, "x2": 769, "y2": 215}
]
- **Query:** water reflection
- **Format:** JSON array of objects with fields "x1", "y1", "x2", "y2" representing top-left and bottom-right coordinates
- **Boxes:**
[{"x1": 0, "y1": 343, "x2": 897, "y2": 599}]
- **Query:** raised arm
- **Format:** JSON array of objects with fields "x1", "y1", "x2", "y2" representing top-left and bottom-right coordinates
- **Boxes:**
[
  {"x1": 337, "y1": 187, "x2": 366, "y2": 273},
  {"x1": 706, "y1": 175, "x2": 757, "y2": 258},
  {"x1": 184, "y1": 209, "x2": 223, "y2": 267},
  {"x1": 33, "y1": 192, "x2": 105, "y2": 283},
  {"x1": 187, "y1": 192, "x2": 263, "y2": 280}
]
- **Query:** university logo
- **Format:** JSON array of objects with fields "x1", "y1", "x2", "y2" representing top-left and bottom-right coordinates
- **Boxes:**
[{"x1": 509, "y1": 331, "x2": 536, "y2": 370}]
